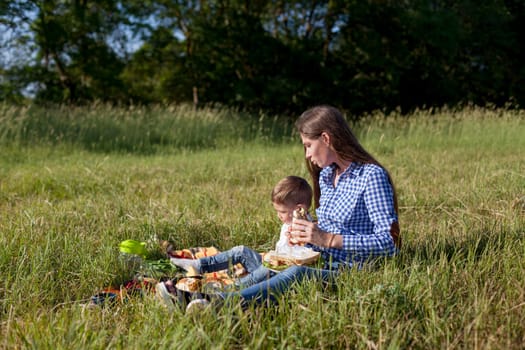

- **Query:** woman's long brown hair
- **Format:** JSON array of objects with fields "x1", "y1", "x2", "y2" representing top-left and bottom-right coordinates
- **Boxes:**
[{"x1": 295, "y1": 105, "x2": 399, "y2": 214}]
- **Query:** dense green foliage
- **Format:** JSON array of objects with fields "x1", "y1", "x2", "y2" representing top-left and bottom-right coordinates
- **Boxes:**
[
  {"x1": 2, "y1": 1, "x2": 524, "y2": 115},
  {"x1": 1, "y1": 106, "x2": 524, "y2": 348}
]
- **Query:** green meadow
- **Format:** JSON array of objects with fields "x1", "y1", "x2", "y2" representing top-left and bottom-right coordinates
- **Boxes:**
[{"x1": 1, "y1": 104, "x2": 524, "y2": 349}]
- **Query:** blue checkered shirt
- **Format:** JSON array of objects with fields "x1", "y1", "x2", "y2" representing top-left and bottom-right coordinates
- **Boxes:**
[{"x1": 309, "y1": 162, "x2": 398, "y2": 267}]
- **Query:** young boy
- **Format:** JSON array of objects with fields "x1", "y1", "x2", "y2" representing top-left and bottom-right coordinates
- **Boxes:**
[{"x1": 159, "y1": 176, "x2": 313, "y2": 295}]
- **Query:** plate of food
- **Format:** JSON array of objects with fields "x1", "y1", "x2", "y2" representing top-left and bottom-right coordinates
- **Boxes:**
[{"x1": 263, "y1": 249, "x2": 320, "y2": 267}]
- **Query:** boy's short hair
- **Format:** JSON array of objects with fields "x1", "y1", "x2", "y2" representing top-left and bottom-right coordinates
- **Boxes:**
[{"x1": 271, "y1": 176, "x2": 312, "y2": 208}]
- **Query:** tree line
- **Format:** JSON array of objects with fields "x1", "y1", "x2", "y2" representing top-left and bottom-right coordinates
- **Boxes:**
[{"x1": 1, "y1": 0, "x2": 524, "y2": 116}]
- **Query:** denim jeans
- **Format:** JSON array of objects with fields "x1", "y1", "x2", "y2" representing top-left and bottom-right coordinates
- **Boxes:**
[
  {"x1": 221, "y1": 264, "x2": 339, "y2": 306},
  {"x1": 199, "y1": 245, "x2": 277, "y2": 287}
]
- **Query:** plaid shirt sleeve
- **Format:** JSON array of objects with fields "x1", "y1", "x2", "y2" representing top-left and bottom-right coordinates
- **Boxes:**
[{"x1": 315, "y1": 163, "x2": 398, "y2": 265}]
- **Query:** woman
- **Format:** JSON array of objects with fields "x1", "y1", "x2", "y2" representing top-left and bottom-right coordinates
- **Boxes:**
[
  {"x1": 290, "y1": 104, "x2": 401, "y2": 263},
  {"x1": 160, "y1": 105, "x2": 401, "y2": 310}
]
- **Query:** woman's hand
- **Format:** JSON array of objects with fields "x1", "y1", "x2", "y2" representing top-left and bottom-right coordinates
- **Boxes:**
[{"x1": 288, "y1": 218, "x2": 332, "y2": 247}]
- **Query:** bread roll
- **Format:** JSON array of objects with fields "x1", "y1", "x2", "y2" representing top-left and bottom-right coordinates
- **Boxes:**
[
  {"x1": 293, "y1": 207, "x2": 308, "y2": 220},
  {"x1": 175, "y1": 277, "x2": 201, "y2": 292},
  {"x1": 290, "y1": 207, "x2": 308, "y2": 245}
]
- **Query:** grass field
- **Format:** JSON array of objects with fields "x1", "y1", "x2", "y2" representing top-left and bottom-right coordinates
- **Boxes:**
[{"x1": 1, "y1": 104, "x2": 524, "y2": 349}]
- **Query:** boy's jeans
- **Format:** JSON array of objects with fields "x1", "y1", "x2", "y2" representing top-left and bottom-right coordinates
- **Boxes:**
[{"x1": 199, "y1": 245, "x2": 277, "y2": 287}]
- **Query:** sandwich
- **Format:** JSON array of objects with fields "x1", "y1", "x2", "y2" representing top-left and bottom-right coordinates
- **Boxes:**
[{"x1": 289, "y1": 207, "x2": 308, "y2": 245}]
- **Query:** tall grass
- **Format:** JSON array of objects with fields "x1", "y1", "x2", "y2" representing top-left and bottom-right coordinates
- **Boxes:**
[
  {"x1": 0, "y1": 103, "x2": 295, "y2": 153},
  {"x1": 0, "y1": 105, "x2": 524, "y2": 348}
]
